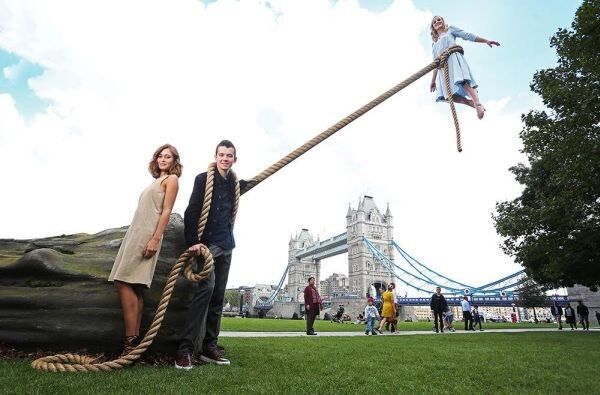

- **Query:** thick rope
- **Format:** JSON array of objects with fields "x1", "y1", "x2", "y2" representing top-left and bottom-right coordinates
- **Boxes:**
[
  {"x1": 32, "y1": 45, "x2": 463, "y2": 372},
  {"x1": 243, "y1": 45, "x2": 464, "y2": 194},
  {"x1": 439, "y1": 46, "x2": 463, "y2": 152}
]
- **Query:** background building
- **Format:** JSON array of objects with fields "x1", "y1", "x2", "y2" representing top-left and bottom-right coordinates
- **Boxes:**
[{"x1": 321, "y1": 273, "x2": 350, "y2": 298}]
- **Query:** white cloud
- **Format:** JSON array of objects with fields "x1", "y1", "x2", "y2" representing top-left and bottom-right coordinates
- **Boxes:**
[
  {"x1": 2, "y1": 61, "x2": 20, "y2": 79},
  {"x1": 0, "y1": 0, "x2": 528, "y2": 293}
]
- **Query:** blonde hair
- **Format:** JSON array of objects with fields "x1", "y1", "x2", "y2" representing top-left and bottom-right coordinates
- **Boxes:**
[
  {"x1": 148, "y1": 144, "x2": 183, "y2": 178},
  {"x1": 430, "y1": 15, "x2": 448, "y2": 42}
]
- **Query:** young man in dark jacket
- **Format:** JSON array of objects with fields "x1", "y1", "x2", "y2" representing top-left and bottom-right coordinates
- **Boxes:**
[
  {"x1": 430, "y1": 286, "x2": 448, "y2": 333},
  {"x1": 175, "y1": 140, "x2": 248, "y2": 369}
]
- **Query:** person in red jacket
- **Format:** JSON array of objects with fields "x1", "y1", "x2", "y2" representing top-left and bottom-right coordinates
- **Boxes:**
[{"x1": 304, "y1": 277, "x2": 323, "y2": 335}]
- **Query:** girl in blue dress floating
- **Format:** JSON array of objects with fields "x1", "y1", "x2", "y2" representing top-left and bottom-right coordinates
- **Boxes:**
[{"x1": 429, "y1": 16, "x2": 500, "y2": 119}]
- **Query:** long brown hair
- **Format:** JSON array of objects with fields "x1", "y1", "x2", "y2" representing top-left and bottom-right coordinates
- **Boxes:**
[
  {"x1": 148, "y1": 144, "x2": 183, "y2": 178},
  {"x1": 430, "y1": 15, "x2": 448, "y2": 43}
]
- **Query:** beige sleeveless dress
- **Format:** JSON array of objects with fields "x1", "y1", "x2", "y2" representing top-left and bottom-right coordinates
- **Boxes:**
[{"x1": 108, "y1": 175, "x2": 169, "y2": 288}]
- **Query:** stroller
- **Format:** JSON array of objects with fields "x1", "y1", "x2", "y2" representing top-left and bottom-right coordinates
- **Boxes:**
[{"x1": 331, "y1": 305, "x2": 345, "y2": 323}]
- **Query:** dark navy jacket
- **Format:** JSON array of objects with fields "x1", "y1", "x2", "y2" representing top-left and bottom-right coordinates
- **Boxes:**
[
  {"x1": 430, "y1": 293, "x2": 448, "y2": 313},
  {"x1": 184, "y1": 171, "x2": 248, "y2": 251}
]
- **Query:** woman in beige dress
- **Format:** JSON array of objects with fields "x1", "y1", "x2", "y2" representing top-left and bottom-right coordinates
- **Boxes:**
[{"x1": 108, "y1": 144, "x2": 181, "y2": 355}]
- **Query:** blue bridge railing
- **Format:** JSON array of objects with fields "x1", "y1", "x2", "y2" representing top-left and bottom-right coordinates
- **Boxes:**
[{"x1": 396, "y1": 295, "x2": 570, "y2": 307}]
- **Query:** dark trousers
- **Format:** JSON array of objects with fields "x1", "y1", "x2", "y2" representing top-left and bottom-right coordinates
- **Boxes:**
[
  {"x1": 463, "y1": 311, "x2": 473, "y2": 330},
  {"x1": 433, "y1": 311, "x2": 444, "y2": 332},
  {"x1": 306, "y1": 304, "x2": 319, "y2": 334},
  {"x1": 474, "y1": 316, "x2": 483, "y2": 330},
  {"x1": 566, "y1": 316, "x2": 577, "y2": 329},
  {"x1": 580, "y1": 315, "x2": 589, "y2": 330},
  {"x1": 555, "y1": 315, "x2": 563, "y2": 329},
  {"x1": 178, "y1": 246, "x2": 232, "y2": 354}
]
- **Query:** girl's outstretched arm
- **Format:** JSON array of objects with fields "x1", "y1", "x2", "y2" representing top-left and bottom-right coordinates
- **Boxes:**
[
  {"x1": 450, "y1": 26, "x2": 499, "y2": 47},
  {"x1": 475, "y1": 36, "x2": 500, "y2": 47}
]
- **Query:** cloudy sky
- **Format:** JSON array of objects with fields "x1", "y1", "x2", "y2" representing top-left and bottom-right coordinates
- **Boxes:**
[{"x1": 0, "y1": 0, "x2": 582, "y2": 294}]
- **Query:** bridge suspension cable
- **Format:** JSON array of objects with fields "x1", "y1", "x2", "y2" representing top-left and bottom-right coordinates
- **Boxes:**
[
  {"x1": 364, "y1": 237, "x2": 525, "y2": 296},
  {"x1": 364, "y1": 237, "x2": 463, "y2": 294},
  {"x1": 392, "y1": 241, "x2": 525, "y2": 293},
  {"x1": 255, "y1": 265, "x2": 291, "y2": 307},
  {"x1": 392, "y1": 241, "x2": 476, "y2": 290}
]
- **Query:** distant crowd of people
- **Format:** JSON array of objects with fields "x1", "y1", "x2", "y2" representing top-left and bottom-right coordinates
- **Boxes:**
[
  {"x1": 551, "y1": 300, "x2": 592, "y2": 330},
  {"x1": 303, "y1": 277, "x2": 598, "y2": 337},
  {"x1": 431, "y1": 288, "x2": 480, "y2": 333}
]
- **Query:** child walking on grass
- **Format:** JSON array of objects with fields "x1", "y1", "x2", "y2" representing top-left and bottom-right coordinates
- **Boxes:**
[{"x1": 364, "y1": 297, "x2": 380, "y2": 336}]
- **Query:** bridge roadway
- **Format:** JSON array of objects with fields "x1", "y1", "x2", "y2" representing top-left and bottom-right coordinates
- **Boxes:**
[
  {"x1": 255, "y1": 295, "x2": 570, "y2": 310},
  {"x1": 295, "y1": 232, "x2": 347, "y2": 260}
]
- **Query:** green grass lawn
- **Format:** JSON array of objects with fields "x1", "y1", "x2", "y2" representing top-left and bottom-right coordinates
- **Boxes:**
[
  {"x1": 220, "y1": 317, "x2": 563, "y2": 332},
  {"x1": 2, "y1": 332, "x2": 598, "y2": 394}
]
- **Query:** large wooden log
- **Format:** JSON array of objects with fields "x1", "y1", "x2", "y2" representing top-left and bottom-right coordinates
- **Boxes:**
[{"x1": 0, "y1": 214, "x2": 194, "y2": 355}]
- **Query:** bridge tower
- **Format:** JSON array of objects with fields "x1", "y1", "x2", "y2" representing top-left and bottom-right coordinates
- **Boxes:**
[
  {"x1": 287, "y1": 229, "x2": 320, "y2": 304},
  {"x1": 346, "y1": 196, "x2": 394, "y2": 298}
]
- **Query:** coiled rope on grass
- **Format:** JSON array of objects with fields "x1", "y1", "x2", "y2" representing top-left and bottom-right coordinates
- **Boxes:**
[{"x1": 31, "y1": 45, "x2": 464, "y2": 372}]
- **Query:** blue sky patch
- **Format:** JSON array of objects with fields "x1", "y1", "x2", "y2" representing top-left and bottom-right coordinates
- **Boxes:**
[{"x1": 0, "y1": 49, "x2": 49, "y2": 119}]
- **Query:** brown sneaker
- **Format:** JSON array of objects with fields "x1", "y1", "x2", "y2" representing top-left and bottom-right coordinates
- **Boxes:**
[
  {"x1": 199, "y1": 348, "x2": 230, "y2": 366},
  {"x1": 175, "y1": 351, "x2": 193, "y2": 370}
]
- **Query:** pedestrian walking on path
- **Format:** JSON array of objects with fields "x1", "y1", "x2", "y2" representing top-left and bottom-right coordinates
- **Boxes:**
[
  {"x1": 550, "y1": 301, "x2": 563, "y2": 330},
  {"x1": 576, "y1": 301, "x2": 590, "y2": 330},
  {"x1": 461, "y1": 296, "x2": 474, "y2": 331}
]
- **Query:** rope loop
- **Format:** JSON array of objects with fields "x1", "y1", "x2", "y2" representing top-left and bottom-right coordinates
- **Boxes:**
[
  {"x1": 436, "y1": 45, "x2": 464, "y2": 69},
  {"x1": 435, "y1": 45, "x2": 464, "y2": 152}
]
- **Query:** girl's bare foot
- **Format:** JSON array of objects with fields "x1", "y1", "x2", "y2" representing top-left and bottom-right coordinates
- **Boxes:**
[
  {"x1": 475, "y1": 103, "x2": 485, "y2": 119},
  {"x1": 452, "y1": 95, "x2": 475, "y2": 108}
]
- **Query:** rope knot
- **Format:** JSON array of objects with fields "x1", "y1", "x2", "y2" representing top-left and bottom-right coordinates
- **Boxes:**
[{"x1": 436, "y1": 45, "x2": 464, "y2": 69}]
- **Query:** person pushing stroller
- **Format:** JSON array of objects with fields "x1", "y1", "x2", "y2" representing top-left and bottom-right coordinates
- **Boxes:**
[
  {"x1": 443, "y1": 307, "x2": 456, "y2": 332},
  {"x1": 332, "y1": 304, "x2": 345, "y2": 323}
]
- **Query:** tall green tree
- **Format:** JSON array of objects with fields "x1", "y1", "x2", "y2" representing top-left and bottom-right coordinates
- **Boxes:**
[
  {"x1": 517, "y1": 278, "x2": 548, "y2": 323},
  {"x1": 494, "y1": 0, "x2": 600, "y2": 290},
  {"x1": 224, "y1": 289, "x2": 242, "y2": 309}
]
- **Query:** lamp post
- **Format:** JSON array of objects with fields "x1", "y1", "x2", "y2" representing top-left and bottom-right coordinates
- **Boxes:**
[{"x1": 239, "y1": 289, "x2": 245, "y2": 317}]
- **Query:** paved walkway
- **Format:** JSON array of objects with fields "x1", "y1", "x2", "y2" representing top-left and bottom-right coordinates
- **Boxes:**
[{"x1": 221, "y1": 327, "x2": 599, "y2": 337}]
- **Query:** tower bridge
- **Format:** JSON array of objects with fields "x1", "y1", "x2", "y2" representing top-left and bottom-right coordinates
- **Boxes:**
[
  {"x1": 256, "y1": 195, "x2": 531, "y2": 316},
  {"x1": 287, "y1": 195, "x2": 394, "y2": 306}
]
